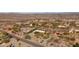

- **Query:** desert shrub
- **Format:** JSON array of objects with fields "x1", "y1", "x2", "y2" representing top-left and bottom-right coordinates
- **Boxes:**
[
  {"x1": 25, "y1": 34, "x2": 31, "y2": 40},
  {"x1": 73, "y1": 43, "x2": 79, "y2": 47},
  {"x1": 12, "y1": 24, "x2": 21, "y2": 32},
  {"x1": 0, "y1": 32, "x2": 12, "y2": 43}
]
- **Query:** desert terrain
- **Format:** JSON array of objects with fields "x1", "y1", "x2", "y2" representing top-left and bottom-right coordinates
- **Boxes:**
[{"x1": 0, "y1": 12, "x2": 79, "y2": 47}]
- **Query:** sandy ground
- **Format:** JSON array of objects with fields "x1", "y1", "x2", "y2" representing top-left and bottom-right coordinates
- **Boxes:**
[{"x1": 0, "y1": 13, "x2": 79, "y2": 47}]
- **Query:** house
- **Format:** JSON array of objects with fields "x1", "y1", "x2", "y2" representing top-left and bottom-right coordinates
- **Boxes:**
[
  {"x1": 75, "y1": 28, "x2": 79, "y2": 33},
  {"x1": 33, "y1": 30, "x2": 45, "y2": 33},
  {"x1": 58, "y1": 24, "x2": 69, "y2": 28},
  {"x1": 58, "y1": 25, "x2": 66, "y2": 28},
  {"x1": 75, "y1": 26, "x2": 79, "y2": 33}
]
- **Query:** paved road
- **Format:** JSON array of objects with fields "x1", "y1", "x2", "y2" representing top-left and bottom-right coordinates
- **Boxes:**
[{"x1": 0, "y1": 29, "x2": 44, "y2": 47}]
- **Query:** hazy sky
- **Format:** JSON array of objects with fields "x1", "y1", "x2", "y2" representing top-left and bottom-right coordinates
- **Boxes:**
[{"x1": 0, "y1": 0, "x2": 79, "y2": 12}]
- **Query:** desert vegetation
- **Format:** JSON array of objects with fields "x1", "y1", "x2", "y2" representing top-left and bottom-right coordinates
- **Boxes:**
[{"x1": 0, "y1": 13, "x2": 79, "y2": 47}]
